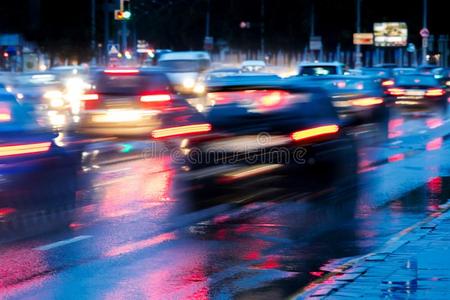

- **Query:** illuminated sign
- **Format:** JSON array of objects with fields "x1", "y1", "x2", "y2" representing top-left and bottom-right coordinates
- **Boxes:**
[
  {"x1": 373, "y1": 22, "x2": 408, "y2": 47},
  {"x1": 353, "y1": 33, "x2": 374, "y2": 45}
]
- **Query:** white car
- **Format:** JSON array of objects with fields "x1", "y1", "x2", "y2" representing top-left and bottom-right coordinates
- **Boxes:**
[{"x1": 240, "y1": 60, "x2": 266, "y2": 72}]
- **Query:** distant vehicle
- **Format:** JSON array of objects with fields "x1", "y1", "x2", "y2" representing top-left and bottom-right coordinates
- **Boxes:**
[
  {"x1": 77, "y1": 68, "x2": 201, "y2": 136},
  {"x1": 171, "y1": 74, "x2": 357, "y2": 199},
  {"x1": 157, "y1": 51, "x2": 211, "y2": 94},
  {"x1": 0, "y1": 90, "x2": 79, "y2": 223},
  {"x1": 386, "y1": 74, "x2": 448, "y2": 113},
  {"x1": 11, "y1": 72, "x2": 71, "y2": 130},
  {"x1": 393, "y1": 68, "x2": 416, "y2": 76},
  {"x1": 360, "y1": 67, "x2": 396, "y2": 88},
  {"x1": 204, "y1": 68, "x2": 241, "y2": 81},
  {"x1": 240, "y1": 60, "x2": 267, "y2": 72},
  {"x1": 373, "y1": 63, "x2": 398, "y2": 69},
  {"x1": 417, "y1": 64, "x2": 440, "y2": 75},
  {"x1": 289, "y1": 75, "x2": 389, "y2": 139},
  {"x1": 298, "y1": 62, "x2": 346, "y2": 76}
]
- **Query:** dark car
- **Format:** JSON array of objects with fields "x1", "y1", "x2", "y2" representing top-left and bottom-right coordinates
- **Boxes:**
[
  {"x1": 164, "y1": 75, "x2": 357, "y2": 199},
  {"x1": 77, "y1": 67, "x2": 194, "y2": 136},
  {"x1": 0, "y1": 91, "x2": 79, "y2": 230},
  {"x1": 287, "y1": 75, "x2": 389, "y2": 139},
  {"x1": 386, "y1": 74, "x2": 448, "y2": 113}
]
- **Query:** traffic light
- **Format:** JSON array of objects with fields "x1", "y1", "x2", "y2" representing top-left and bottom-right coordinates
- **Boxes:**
[
  {"x1": 114, "y1": 10, "x2": 131, "y2": 20},
  {"x1": 114, "y1": 0, "x2": 131, "y2": 20}
]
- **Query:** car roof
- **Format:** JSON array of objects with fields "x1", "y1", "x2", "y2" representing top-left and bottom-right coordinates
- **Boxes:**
[
  {"x1": 241, "y1": 60, "x2": 266, "y2": 66},
  {"x1": 299, "y1": 62, "x2": 343, "y2": 67},
  {"x1": 158, "y1": 51, "x2": 211, "y2": 61}
]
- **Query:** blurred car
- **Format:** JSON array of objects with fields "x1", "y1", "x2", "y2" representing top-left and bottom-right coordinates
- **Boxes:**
[
  {"x1": 373, "y1": 63, "x2": 398, "y2": 69},
  {"x1": 439, "y1": 68, "x2": 450, "y2": 92},
  {"x1": 360, "y1": 67, "x2": 396, "y2": 88},
  {"x1": 157, "y1": 51, "x2": 211, "y2": 94},
  {"x1": 167, "y1": 74, "x2": 357, "y2": 198},
  {"x1": 386, "y1": 74, "x2": 448, "y2": 112},
  {"x1": 240, "y1": 60, "x2": 267, "y2": 73},
  {"x1": 289, "y1": 75, "x2": 389, "y2": 139},
  {"x1": 77, "y1": 68, "x2": 200, "y2": 136},
  {"x1": 0, "y1": 90, "x2": 79, "y2": 224},
  {"x1": 417, "y1": 64, "x2": 440, "y2": 75},
  {"x1": 204, "y1": 68, "x2": 241, "y2": 81},
  {"x1": 10, "y1": 72, "x2": 71, "y2": 130},
  {"x1": 298, "y1": 62, "x2": 346, "y2": 76}
]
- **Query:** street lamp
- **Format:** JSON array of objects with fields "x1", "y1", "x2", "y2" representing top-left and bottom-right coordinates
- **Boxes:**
[{"x1": 355, "y1": 0, "x2": 362, "y2": 68}]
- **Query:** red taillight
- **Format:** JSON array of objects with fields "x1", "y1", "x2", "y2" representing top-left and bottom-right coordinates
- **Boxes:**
[
  {"x1": 140, "y1": 93, "x2": 171, "y2": 103},
  {"x1": 351, "y1": 97, "x2": 384, "y2": 106},
  {"x1": 0, "y1": 103, "x2": 11, "y2": 122},
  {"x1": 152, "y1": 123, "x2": 212, "y2": 139},
  {"x1": 80, "y1": 93, "x2": 100, "y2": 110},
  {"x1": 386, "y1": 88, "x2": 405, "y2": 96},
  {"x1": 0, "y1": 142, "x2": 51, "y2": 158},
  {"x1": 104, "y1": 69, "x2": 139, "y2": 75},
  {"x1": 381, "y1": 80, "x2": 395, "y2": 87},
  {"x1": 425, "y1": 88, "x2": 445, "y2": 97},
  {"x1": 291, "y1": 125, "x2": 339, "y2": 142}
]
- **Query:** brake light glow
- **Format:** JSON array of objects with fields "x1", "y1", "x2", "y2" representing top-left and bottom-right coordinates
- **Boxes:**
[
  {"x1": 425, "y1": 88, "x2": 445, "y2": 97},
  {"x1": 152, "y1": 123, "x2": 212, "y2": 139},
  {"x1": 351, "y1": 97, "x2": 384, "y2": 106},
  {"x1": 0, "y1": 104, "x2": 11, "y2": 122},
  {"x1": 386, "y1": 88, "x2": 405, "y2": 96},
  {"x1": 140, "y1": 93, "x2": 171, "y2": 102},
  {"x1": 381, "y1": 80, "x2": 395, "y2": 87},
  {"x1": 291, "y1": 125, "x2": 339, "y2": 142},
  {"x1": 259, "y1": 90, "x2": 288, "y2": 108},
  {"x1": 104, "y1": 69, "x2": 139, "y2": 74},
  {"x1": 0, "y1": 142, "x2": 51, "y2": 158}
]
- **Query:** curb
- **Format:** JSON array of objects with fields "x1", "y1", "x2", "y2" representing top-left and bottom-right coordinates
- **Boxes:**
[{"x1": 291, "y1": 200, "x2": 450, "y2": 299}]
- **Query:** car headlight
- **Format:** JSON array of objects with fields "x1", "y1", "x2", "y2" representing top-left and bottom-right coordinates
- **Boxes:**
[
  {"x1": 182, "y1": 78, "x2": 195, "y2": 89},
  {"x1": 44, "y1": 90, "x2": 65, "y2": 108}
]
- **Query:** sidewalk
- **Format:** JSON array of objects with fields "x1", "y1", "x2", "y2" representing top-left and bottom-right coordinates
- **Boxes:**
[{"x1": 295, "y1": 201, "x2": 450, "y2": 299}]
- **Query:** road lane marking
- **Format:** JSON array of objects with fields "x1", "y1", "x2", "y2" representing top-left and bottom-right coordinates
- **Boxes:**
[
  {"x1": 34, "y1": 235, "x2": 92, "y2": 251},
  {"x1": 390, "y1": 140, "x2": 403, "y2": 145}
]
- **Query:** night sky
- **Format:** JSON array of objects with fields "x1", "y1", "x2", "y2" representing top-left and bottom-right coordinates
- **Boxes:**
[{"x1": 0, "y1": 0, "x2": 448, "y2": 57}]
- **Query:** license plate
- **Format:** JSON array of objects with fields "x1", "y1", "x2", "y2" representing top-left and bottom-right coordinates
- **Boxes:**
[
  {"x1": 92, "y1": 110, "x2": 142, "y2": 123},
  {"x1": 204, "y1": 135, "x2": 290, "y2": 152},
  {"x1": 405, "y1": 89, "x2": 425, "y2": 96}
]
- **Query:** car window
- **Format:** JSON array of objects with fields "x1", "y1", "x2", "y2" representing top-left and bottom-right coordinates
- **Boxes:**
[
  {"x1": 299, "y1": 66, "x2": 338, "y2": 76},
  {"x1": 96, "y1": 73, "x2": 171, "y2": 94}
]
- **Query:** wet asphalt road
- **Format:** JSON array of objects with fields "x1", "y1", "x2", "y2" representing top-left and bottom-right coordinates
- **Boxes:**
[{"x1": 2, "y1": 109, "x2": 450, "y2": 299}]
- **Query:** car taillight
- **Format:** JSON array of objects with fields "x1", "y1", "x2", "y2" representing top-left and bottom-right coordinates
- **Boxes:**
[
  {"x1": 151, "y1": 123, "x2": 212, "y2": 139},
  {"x1": 381, "y1": 80, "x2": 395, "y2": 87},
  {"x1": 291, "y1": 125, "x2": 339, "y2": 142},
  {"x1": 0, "y1": 142, "x2": 51, "y2": 158},
  {"x1": 80, "y1": 93, "x2": 100, "y2": 110},
  {"x1": 386, "y1": 88, "x2": 405, "y2": 96},
  {"x1": 104, "y1": 69, "x2": 139, "y2": 75},
  {"x1": 0, "y1": 103, "x2": 11, "y2": 122},
  {"x1": 351, "y1": 97, "x2": 384, "y2": 106},
  {"x1": 425, "y1": 88, "x2": 445, "y2": 97}
]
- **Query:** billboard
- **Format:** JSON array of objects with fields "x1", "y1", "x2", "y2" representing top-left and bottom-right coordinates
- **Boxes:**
[
  {"x1": 353, "y1": 33, "x2": 374, "y2": 45},
  {"x1": 373, "y1": 22, "x2": 408, "y2": 47}
]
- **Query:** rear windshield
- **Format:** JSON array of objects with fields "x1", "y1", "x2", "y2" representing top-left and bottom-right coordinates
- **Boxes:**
[
  {"x1": 299, "y1": 66, "x2": 338, "y2": 76},
  {"x1": 395, "y1": 75, "x2": 439, "y2": 86},
  {"x1": 158, "y1": 59, "x2": 210, "y2": 72},
  {"x1": 95, "y1": 73, "x2": 171, "y2": 94}
]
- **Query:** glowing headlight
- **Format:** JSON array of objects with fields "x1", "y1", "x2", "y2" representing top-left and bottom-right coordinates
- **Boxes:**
[
  {"x1": 50, "y1": 98, "x2": 65, "y2": 108},
  {"x1": 5, "y1": 85, "x2": 13, "y2": 93},
  {"x1": 193, "y1": 83, "x2": 206, "y2": 94},
  {"x1": 182, "y1": 78, "x2": 195, "y2": 89}
]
